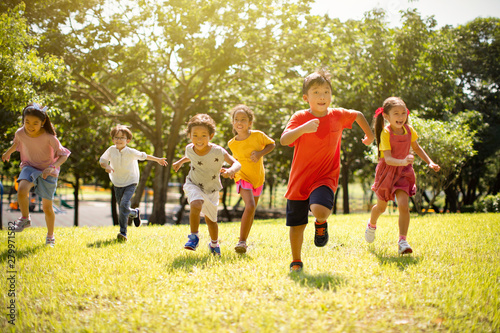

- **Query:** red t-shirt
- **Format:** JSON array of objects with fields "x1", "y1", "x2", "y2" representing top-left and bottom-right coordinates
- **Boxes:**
[{"x1": 282, "y1": 108, "x2": 357, "y2": 200}]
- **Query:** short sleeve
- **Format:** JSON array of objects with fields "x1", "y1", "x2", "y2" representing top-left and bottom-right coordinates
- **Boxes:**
[
  {"x1": 408, "y1": 125, "x2": 418, "y2": 142},
  {"x1": 99, "y1": 147, "x2": 111, "y2": 163},
  {"x1": 379, "y1": 128, "x2": 391, "y2": 153}
]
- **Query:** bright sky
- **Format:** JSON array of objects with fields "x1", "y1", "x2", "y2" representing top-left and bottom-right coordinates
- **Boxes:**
[{"x1": 310, "y1": 0, "x2": 500, "y2": 27}]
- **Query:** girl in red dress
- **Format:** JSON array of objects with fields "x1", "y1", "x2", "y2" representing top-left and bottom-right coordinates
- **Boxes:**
[{"x1": 365, "y1": 97, "x2": 440, "y2": 254}]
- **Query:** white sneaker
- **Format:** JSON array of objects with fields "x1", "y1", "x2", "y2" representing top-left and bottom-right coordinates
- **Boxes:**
[
  {"x1": 398, "y1": 239, "x2": 413, "y2": 254},
  {"x1": 234, "y1": 241, "x2": 248, "y2": 254},
  {"x1": 46, "y1": 236, "x2": 55, "y2": 247},
  {"x1": 364, "y1": 221, "x2": 376, "y2": 243},
  {"x1": 13, "y1": 217, "x2": 31, "y2": 232}
]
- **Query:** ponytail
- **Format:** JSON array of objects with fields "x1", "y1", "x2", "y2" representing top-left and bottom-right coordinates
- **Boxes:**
[
  {"x1": 373, "y1": 112, "x2": 385, "y2": 158},
  {"x1": 22, "y1": 103, "x2": 56, "y2": 136}
]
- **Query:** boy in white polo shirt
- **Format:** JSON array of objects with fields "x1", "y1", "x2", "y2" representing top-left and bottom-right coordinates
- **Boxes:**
[{"x1": 99, "y1": 125, "x2": 167, "y2": 241}]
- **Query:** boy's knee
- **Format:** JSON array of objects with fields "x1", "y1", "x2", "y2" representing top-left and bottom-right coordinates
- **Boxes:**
[
  {"x1": 190, "y1": 200, "x2": 203, "y2": 212},
  {"x1": 310, "y1": 204, "x2": 331, "y2": 221}
]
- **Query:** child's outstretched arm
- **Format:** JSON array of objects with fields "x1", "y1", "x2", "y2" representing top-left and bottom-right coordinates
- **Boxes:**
[
  {"x1": 354, "y1": 111, "x2": 375, "y2": 146},
  {"x1": 250, "y1": 143, "x2": 276, "y2": 162},
  {"x1": 280, "y1": 119, "x2": 319, "y2": 146},
  {"x1": 221, "y1": 153, "x2": 241, "y2": 179},
  {"x1": 411, "y1": 141, "x2": 440, "y2": 172},
  {"x1": 146, "y1": 155, "x2": 168, "y2": 166},
  {"x1": 172, "y1": 156, "x2": 190, "y2": 172},
  {"x1": 2, "y1": 142, "x2": 18, "y2": 162}
]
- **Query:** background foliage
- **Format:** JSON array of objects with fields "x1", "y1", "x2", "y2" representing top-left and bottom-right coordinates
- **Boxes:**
[{"x1": 1, "y1": 0, "x2": 499, "y2": 223}]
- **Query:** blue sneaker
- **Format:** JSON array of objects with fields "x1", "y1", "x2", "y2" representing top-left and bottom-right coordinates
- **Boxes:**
[
  {"x1": 208, "y1": 243, "x2": 221, "y2": 256},
  {"x1": 184, "y1": 234, "x2": 199, "y2": 251}
]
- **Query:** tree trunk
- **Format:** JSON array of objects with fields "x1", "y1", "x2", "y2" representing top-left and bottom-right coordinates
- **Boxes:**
[
  {"x1": 111, "y1": 185, "x2": 118, "y2": 225},
  {"x1": 341, "y1": 167, "x2": 350, "y2": 214},
  {"x1": 73, "y1": 175, "x2": 80, "y2": 227},
  {"x1": 131, "y1": 161, "x2": 154, "y2": 208}
]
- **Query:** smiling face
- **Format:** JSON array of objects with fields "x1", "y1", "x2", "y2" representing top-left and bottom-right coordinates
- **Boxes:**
[
  {"x1": 232, "y1": 110, "x2": 252, "y2": 137},
  {"x1": 189, "y1": 125, "x2": 214, "y2": 155},
  {"x1": 303, "y1": 82, "x2": 332, "y2": 116},
  {"x1": 23, "y1": 115, "x2": 45, "y2": 137},
  {"x1": 112, "y1": 130, "x2": 131, "y2": 151},
  {"x1": 384, "y1": 105, "x2": 408, "y2": 132}
]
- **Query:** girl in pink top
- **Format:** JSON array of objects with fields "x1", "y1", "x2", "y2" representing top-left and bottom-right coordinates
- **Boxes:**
[
  {"x1": 2, "y1": 103, "x2": 71, "y2": 247},
  {"x1": 365, "y1": 97, "x2": 440, "y2": 255}
]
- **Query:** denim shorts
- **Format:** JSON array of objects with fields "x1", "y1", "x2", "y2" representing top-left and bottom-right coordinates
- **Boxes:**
[
  {"x1": 286, "y1": 185, "x2": 334, "y2": 227},
  {"x1": 18, "y1": 165, "x2": 58, "y2": 201}
]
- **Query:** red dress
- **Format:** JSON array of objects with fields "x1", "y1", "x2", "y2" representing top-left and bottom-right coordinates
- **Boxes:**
[{"x1": 371, "y1": 124, "x2": 416, "y2": 202}]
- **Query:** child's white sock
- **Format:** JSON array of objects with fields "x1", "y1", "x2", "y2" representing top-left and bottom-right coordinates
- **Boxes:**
[{"x1": 210, "y1": 239, "x2": 219, "y2": 248}]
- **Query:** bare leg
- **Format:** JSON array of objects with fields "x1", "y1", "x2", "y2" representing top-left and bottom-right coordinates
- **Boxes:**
[
  {"x1": 290, "y1": 224, "x2": 307, "y2": 262},
  {"x1": 205, "y1": 215, "x2": 218, "y2": 242},
  {"x1": 42, "y1": 198, "x2": 55, "y2": 236},
  {"x1": 239, "y1": 189, "x2": 259, "y2": 242},
  {"x1": 370, "y1": 199, "x2": 388, "y2": 225},
  {"x1": 310, "y1": 204, "x2": 331, "y2": 223},
  {"x1": 17, "y1": 180, "x2": 34, "y2": 218},
  {"x1": 189, "y1": 200, "x2": 203, "y2": 234},
  {"x1": 395, "y1": 190, "x2": 410, "y2": 237}
]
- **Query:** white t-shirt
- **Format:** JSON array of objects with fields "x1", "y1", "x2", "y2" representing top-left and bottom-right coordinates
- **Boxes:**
[
  {"x1": 99, "y1": 146, "x2": 147, "y2": 187},
  {"x1": 185, "y1": 143, "x2": 227, "y2": 194}
]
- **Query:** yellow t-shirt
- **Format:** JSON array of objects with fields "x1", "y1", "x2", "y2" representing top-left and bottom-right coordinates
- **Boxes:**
[
  {"x1": 379, "y1": 125, "x2": 418, "y2": 158},
  {"x1": 228, "y1": 130, "x2": 275, "y2": 188}
]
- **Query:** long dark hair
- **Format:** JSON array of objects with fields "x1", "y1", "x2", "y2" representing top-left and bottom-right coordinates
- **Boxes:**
[
  {"x1": 22, "y1": 103, "x2": 56, "y2": 136},
  {"x1": 373, "y1": 97, "x2": 408, "y2": 157}
]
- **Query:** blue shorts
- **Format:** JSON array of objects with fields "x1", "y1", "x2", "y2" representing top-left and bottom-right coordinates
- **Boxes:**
[
  {"x1": 18, "y1": 166, "x2": 58, "y2": 201},
  {"x1": 286, "y1": 186, "x2": 334, "y2": 227}
]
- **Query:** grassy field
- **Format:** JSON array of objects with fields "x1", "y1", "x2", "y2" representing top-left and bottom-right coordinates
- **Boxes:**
[{"x1": 1, "y1": 213, "x2": 499, "y2": 332}]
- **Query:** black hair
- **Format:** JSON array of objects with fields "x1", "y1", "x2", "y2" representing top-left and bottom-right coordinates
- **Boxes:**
[
  {"x1": 186, "y1": 114, "x2": 216, "y2": 136},
  {"x1": 22, "y1": 103, "x2": 56, "y2": 136},
  {"x1": 302, "y1": 68, "x2": 333, "y2": 95}
]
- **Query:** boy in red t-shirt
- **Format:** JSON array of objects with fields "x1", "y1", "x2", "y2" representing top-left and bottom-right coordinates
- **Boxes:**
[{"x1": 280, "y1": 69, "x2": 374, "y2": 272}]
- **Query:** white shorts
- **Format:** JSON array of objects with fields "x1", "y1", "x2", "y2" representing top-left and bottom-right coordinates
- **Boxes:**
[{"x1": 183, "y1": 183, "x2": 219, "y2": 222}]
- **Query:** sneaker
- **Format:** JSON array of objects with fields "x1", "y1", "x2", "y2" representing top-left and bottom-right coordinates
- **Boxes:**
[
  {"x1": 184, "y1": 234, "x2": 199, "y2": 251},
  {"x1": 208, "y1": 243, "x2": 221, "y2": 256},
  {"x1": 398, "y1": 239, "x2": 413, "y2": 254},
  {"x1": 314, "y1": 220, "x2": 329, "y2": 247},
  {"x1": 45, "y1": 236, "x2": 55, "y2": 247},
  {"x1": 234, "y1": 241, "x2": 248, "y2": 254},
  {"x1": 290, "y1": 261, "x2": 303, "y2": 272},
  {"x1": 133, "y1": 208, "x2": 141, "y2": 227},
  {"x1": 117, "y1": 233, "x2": 128, "y2": 242},
  {"x1": 365, "y1": 221, "x2": 376, "y2": 243},
  {"x1": 13, "y1": 217, "x2": 31, "y2": 232}
]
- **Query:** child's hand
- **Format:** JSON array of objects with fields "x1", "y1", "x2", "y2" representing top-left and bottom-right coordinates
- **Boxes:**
[
  {"x1": 105, "y1": 165, "x2": 114, "y2": 174},
  {"x1": 301, "y1": 119, "x2": 320, "y2": 134},
  {"x1": 429, "y1": 162, "x2": 440, "y2": 172},
  {"x1": 172, "y1": 161, "x2": 182, "y2": 172},
  {"x1": 362, "y1": 135, "x2": 374, "y2": 146},
  {"x1": 2, "y1": 152, "x2": 11, "y2": 162},
  {"x1": 403, "y1": 154, "x2": 414, "y2": 166},
  {"x1": 42, "y1": 166, "x2": 54, "y2": 179},
  {"x1": 157, "y1": 158, "x2": 168, "y2": 166},
  {"x1": 220, "y1": 168, "x2": 235, "y2": 179},
  {"x1": 250, "y1": 151, "x2": 261, "y2": 162}
]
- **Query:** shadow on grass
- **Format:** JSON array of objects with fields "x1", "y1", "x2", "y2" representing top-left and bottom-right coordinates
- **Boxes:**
[
  {"x1": 170, "y1": 251, "x2": 253, "y2": 272},
  {"x1": 369, "y1": 247, "x2": 421, "y2": 271},
  {"x1": 0, "y1": 244, "x2": 45, "y2": 263},
  {"x1": 289, "y1": 272, "x2": 346, "y2": 291},
  {"x1": 87, "y1": 238, "x2": 120, "y2": 248}
]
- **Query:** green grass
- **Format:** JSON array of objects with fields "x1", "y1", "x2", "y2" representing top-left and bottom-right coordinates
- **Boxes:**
[{"x1": 1, "y1": 213, "x2": 499, "y2": 332}]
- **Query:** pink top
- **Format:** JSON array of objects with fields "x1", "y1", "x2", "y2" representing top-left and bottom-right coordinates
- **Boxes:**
[{"x1": 14, "y1": 127, "x2": 71, "y2": 177}]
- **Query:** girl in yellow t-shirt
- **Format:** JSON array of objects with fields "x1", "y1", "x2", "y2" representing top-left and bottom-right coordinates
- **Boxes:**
[{"x1": 228, "y1": 105, "x2": 275, "y2": 253}]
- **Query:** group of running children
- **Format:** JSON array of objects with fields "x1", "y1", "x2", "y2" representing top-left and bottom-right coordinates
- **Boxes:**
[{"x1": 2, "y1": 69, "x2": 440, "y2": 272}]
